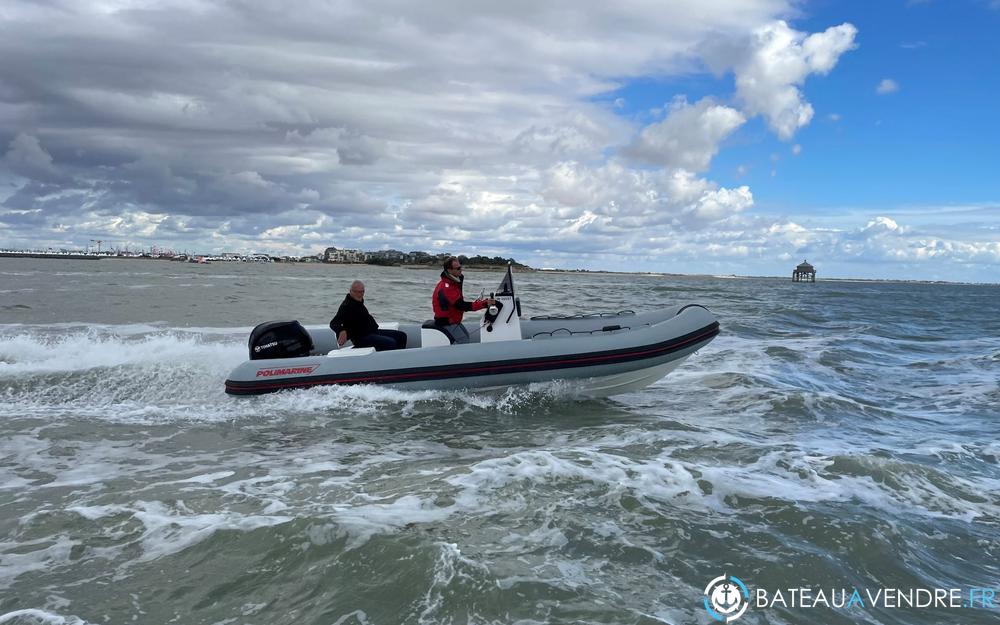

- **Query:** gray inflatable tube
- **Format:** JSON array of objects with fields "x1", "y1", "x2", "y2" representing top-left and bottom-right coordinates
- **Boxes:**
[{"x1": 225, "y1": 303, "x2": 719, "y2": 398}]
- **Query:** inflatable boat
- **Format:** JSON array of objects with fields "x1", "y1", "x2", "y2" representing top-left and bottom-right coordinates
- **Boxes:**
[{"x1": 224, "y1": 268, "x2": 719, "y2": 397}]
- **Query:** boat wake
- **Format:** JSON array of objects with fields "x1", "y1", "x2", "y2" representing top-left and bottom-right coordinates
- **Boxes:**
[{"x1": 0, "y1": 326, "x2": 597, "y2": 424}]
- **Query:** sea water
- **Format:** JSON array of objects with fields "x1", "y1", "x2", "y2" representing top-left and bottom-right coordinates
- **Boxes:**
[{"x1": 1, "y1": 258, "x2": 997, "y2": 625}]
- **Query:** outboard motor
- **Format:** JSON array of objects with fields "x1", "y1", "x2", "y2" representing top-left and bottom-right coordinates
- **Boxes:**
[{"x1": 248, "y1": 320, "x2": 314, "y2": 360}]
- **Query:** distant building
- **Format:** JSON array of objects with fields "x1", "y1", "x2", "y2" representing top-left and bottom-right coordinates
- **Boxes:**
[
  {"x1": 792, "y1": 260, "x2": 816, "y2": 282},
  {"x1": 407, "y1": 250, "x2": 438, "y2": 265},
  {"x1": 366, "y1": 249, "x2": 407, "y2": 265},
  {"x1": 324, "y1": 246, "x2": 365, "y2": 263}
]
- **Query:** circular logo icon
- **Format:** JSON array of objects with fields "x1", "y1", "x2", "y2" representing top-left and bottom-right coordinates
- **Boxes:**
[{"x1": 704, "y1": 574, "x2": 749, "y2": 622}]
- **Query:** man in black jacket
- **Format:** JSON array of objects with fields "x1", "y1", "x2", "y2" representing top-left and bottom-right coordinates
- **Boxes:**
[{"x1": 329, "y1": 281, "x2": 407, "y2": 351}]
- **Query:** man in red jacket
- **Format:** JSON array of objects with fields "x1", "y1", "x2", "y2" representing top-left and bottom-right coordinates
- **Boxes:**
[{"x1": 432, "y1": 256, "x2": 495, "y2": 344}]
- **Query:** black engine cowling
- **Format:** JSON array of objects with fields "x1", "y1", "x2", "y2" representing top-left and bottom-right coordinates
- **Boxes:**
[{"x1": 248, "y1": 320, "x2": 314, "y2": 360}]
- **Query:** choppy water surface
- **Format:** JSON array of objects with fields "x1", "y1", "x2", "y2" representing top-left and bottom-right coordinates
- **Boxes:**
[{"x1": 1, "y1": 259, "x2": 998, "y2": 625}]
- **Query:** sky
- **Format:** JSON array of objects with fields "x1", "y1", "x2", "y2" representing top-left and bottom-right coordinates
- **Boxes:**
[{"x1": 1, "y1": 0, "x2": 998, "y2": 281}]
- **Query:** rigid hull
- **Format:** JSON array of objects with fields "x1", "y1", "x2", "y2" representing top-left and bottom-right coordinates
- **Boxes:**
[{"x1": 225, "y1": 304, "x2": 719, "y2": 397}]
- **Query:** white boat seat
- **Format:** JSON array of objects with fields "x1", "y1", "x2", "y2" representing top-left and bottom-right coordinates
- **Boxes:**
[
  {"x1": 327, "y1": 346, "x2": 376, "y2": 357},
  {"x1": 420, "y1": 321, "x2": 453, "y2": 347},
  {"x1": 378, "y1": 322, "x2": 400, "y2": 330}
]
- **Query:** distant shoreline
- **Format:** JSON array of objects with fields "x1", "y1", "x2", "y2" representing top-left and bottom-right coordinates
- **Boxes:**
[
  {"x1": 1, "y1": 253, "x2": 995, "y2": 286},
  {"x1": 483, "y1": 267, "x2": 996, "y2": 286},
  {"x1": 0, "y1": 251, "x2": 102, "y2": 260},
  {"x1": 340, "y1": 264, "x2": 998, "y2": 285}
]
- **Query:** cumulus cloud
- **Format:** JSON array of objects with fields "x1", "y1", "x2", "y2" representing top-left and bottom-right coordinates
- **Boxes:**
[
  {"x1": 834, "y1": 214, "x2": 1000, "y2": 268},
  {"x1": 538, "y1": 161, "x2": 753, "y2": 227},
  {"x1": 624, "y1": 97, "x2": 746, "y2": 171},
  {"x1": 630, "y1": 209, "x2": 1000, "y2": 280},
  {"x1": 861, "y1": 215, "x2": 907, "y2": 234},
  {"x1": 876, "y1": 78, "x2": 900, "y2": 94},
  {"x1": 9, "y1": 0, "x2": 955, "y2": 278},
  {"x1": 3, "y1": 134, "x2": 62, "y2": 183},
  {"x1": 703, "y1": 20, "x2": 858, "y2": 140}
]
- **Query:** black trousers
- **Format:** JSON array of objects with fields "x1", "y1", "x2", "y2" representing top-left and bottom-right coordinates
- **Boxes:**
[
  {"x1": 353, "y1": 329, "x2": 408, "y2": 351},
  {"x1": 435, "y1": 323, "x2": 471, "y2": 344}
]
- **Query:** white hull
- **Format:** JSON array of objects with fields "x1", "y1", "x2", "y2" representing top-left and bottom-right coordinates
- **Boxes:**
[
  {"x1": 469, "y1": 355, "x2": 690, "y2": 398},
  {"x1": 228, "y1": 304, "x2": 718, "y2": 398},
  {"x1": 577, "y1": 355, "x2": 690, "y2": 397}
]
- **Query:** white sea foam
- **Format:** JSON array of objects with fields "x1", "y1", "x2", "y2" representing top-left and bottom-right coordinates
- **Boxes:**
[
  {"x1": 130, "y1": 500, "x2": 292, "y2": 564},
  {"x1": 3, "y1": 265, "x2": 997, "y2": 625},
  {"x1": 417, "y1": 542, "x2": 494, "y2": 625},
  {"x1": 253, "y1": 430, "x2": 1000, "y2": 552},
  {"x1": 57, "y1": 500, "x2": 293, "y2": 571},
  {"x1": 435, "y1": 442, "x2": 1000, "y2": 528},
  {"x1": 1, "y1": 324, "x2": 577, "y2": 424},
  {"x1": 329, "y1": 495, "x2": 457, "y2": 550},
  {"x1": 5, "y1": 410, "x2": 995, "y2": 584},
  {"x1": 444, "y1": 448, "x2": 711, "y2": 518},
  {"x1": 0, "y1": 329, "x2": 243, "y2": 375},
  {"x1": 0, "y1": 536, "x2": 76, "y2": 590},
  {"x1": 0, "y1": 609, "x2": 92, "y2": 625},
  {"x1": 330, "y1": 610, "x2": 371, "y2": 625},
  {"x1": 173, "y1": 471, "x2": 237, "y2": 484},
  {"x1": 695, "y1": 448, "x2": 1000, "y2": 523},
  {"x1": 0, "y1": 322, "x2": 249, "y2": 335}
]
